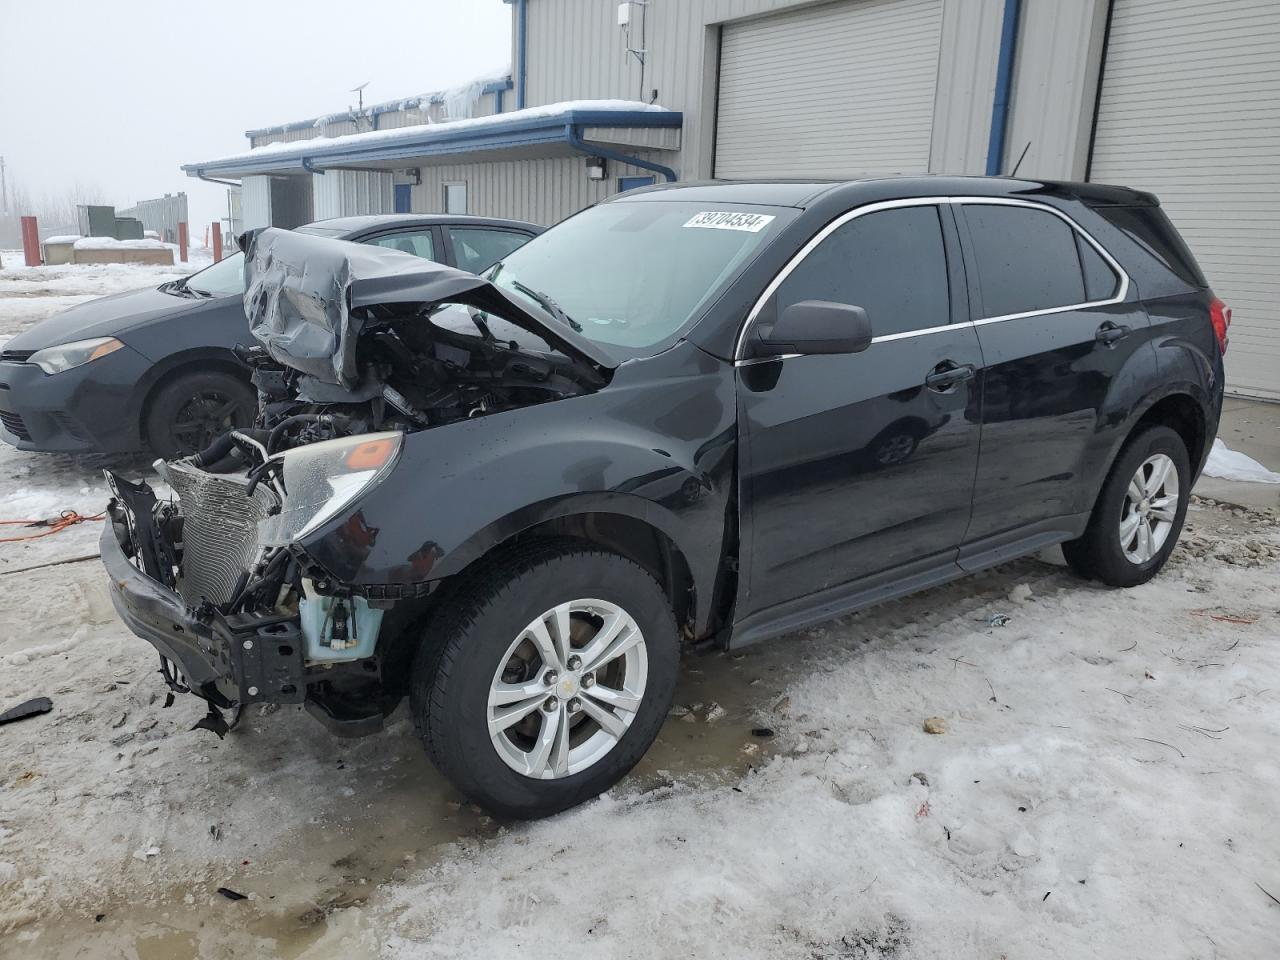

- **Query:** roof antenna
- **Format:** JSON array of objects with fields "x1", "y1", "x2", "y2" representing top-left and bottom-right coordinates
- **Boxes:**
[
  {"x1": 1009, "y1": 141, "x2": 1032, "y2": 178},
  {"x1": 349, "y1": 81, "x2": 370, "y2": 113}
]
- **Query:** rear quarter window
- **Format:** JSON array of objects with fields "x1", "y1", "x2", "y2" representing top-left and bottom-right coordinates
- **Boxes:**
[{"x1": 1090, "y1": 204, "x2": 1207, "y2": 288}]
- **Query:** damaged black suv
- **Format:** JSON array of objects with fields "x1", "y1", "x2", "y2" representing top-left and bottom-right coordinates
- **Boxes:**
[{"x1": 103, "y1": 177, "x2": 1226, "y2": 818}]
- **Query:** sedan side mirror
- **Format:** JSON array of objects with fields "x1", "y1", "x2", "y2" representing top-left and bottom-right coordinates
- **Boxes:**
[{"x1": 753, "y1": 300, "x2": 873, "y2": 357}]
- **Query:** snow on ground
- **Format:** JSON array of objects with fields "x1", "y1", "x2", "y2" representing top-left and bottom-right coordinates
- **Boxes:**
[
  {"x1": 370, "y1": 505, "x2": 1280, "y2": 960},
  {"x1": 1, "y1": 499, "x2": 1277, "y2": 958},
  {"x1": 0, "y1": 247, "x2": 210, "y2": 340},
  {"x1": 1205, "y1": 437, "x2": 1280, "y2": 484}
]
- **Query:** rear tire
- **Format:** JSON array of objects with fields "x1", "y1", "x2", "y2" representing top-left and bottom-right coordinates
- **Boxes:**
[
  {"x1": 411, "y1": 541, "x2": 679, "y2": 819},
  {"x1": 1062, "y1": 425, "x2": 1190, "y2": 587},
  {"x1": 143, "y1": 370, "x2": 256, "y2": 459}
]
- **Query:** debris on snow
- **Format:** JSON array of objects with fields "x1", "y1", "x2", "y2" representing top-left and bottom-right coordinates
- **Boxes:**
[
  {"x1": 923, "y1": 717, "x2": 947, "y2": 735},
  {"x1": 0, "y1": 697, "x2": 52, "y2": 727},
  {"x1": 131, "y1": 843, "x2": 160, "y2": 863}
]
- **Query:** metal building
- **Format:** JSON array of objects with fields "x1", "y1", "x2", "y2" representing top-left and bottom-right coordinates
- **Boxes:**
[{"x1": 184, "y1": 0, "x2": 1279, "y2": 399}]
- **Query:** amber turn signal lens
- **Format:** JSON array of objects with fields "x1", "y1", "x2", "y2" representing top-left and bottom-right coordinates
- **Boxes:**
[
  {"x1": 344, "y1": 437, "x2": 398, "y2": 470},
  {"x1": 89, "y1": 339, "x2": 124, "y2": 361}
]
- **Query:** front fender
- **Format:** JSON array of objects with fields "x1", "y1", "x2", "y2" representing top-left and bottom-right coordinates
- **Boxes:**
[{"x1": 301, "y1": 341, "x2": 738, "y2": 624}]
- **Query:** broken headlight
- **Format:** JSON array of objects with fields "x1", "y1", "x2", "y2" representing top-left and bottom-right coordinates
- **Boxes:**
[{"x1": 257, "y1": 431, "x2": 402, "y2": 545}]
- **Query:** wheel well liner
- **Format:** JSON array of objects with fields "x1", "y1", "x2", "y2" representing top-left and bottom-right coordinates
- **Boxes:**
[{"x1": 1132, "y1": 393, "x2": 1207, "y2": 472}]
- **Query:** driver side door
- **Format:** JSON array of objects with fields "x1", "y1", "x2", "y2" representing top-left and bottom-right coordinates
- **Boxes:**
[{"x1": 735, "y1": 201, "x2": 983, "y2": 636}]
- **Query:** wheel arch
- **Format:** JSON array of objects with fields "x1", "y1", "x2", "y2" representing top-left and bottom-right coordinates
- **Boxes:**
[{"x1": 131, "y1": 347, "x2": 251, "y2": 443}]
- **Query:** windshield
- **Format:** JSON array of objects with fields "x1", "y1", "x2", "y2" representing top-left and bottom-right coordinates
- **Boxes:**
[
  {"x1": 185, "y1": 251, "x2": 246, "y2": 297},
  {"x1": 488, "y1": 200, "x2": 792, "y2": 357}
]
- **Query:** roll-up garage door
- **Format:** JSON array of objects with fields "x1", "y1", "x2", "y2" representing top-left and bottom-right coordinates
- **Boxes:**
[
  {"x1": 1089, "y1": 0, "x2": 1280, "y2": 400},
  {"x1": 714, "y1": 0, "x2": 943, "y2": 180}
]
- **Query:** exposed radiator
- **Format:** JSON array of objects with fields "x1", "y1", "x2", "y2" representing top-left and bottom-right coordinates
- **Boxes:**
[{"x1": 161, "y1": 460, "x2": 276, "y2": 607}]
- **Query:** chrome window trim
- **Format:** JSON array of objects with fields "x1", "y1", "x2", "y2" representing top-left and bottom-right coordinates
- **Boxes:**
[{"x1": 732, "y1": 196, "x2": 1130, "y2": 361}]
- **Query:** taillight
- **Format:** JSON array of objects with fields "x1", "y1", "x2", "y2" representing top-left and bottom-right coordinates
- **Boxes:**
[{"x1": 1209, "y1": 297, "x2": 1231, "y2": 353}]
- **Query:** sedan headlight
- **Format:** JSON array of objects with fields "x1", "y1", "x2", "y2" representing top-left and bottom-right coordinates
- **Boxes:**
[
  {"x1": 28, "y1": 336, "x2": 124, "y2": 375},
  {"x1": 257, "y1": 431, "x2": 403, "y2": 545}
]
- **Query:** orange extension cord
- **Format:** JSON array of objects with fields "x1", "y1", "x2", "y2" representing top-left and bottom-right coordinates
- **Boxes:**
[{"x1": 0, "y1": 510, "x2": 105, "y2": 544}]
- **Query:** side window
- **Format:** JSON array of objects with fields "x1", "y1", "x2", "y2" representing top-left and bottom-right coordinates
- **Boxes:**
[
  {"x1": 448, "y1": 227, "x2": 531, "y2": 274},
  {"x1": 363, "y1": 230, "x2": 436, "y2": 261},
  {"x1": 964, "y1": 205, "x2": 1086, "y2": 317},
  {"x1": 1076, "y1": 233, "x2": 1119, "y2": 301},
  {"x1": 776, "y1": 205, "x2": 950, "y2": 338}
]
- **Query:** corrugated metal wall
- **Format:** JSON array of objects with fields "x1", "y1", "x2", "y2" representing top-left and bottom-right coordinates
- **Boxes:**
[
  {"x1": 1002, "y1": 0, "x2": 1110, "y2": 180},
  {"x1": 523, "y1": 0, "x2": 1008, "y2": 179},
  {"x1": 411, "y1": 154, "x2": 662, "y2": 226},
  {"x1": 241, "y1": 176, "x2": 272, "y2": 230},
  {"x1": 118, "y1": 193, "x2": 189, "y2": 243},
  {"x1": 312, "y1": 170, "x2": 395, "y2": 221}
]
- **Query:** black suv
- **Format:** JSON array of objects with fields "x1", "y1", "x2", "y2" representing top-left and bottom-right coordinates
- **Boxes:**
[{"x1": 102, "y1": 177, "x2": 1227, "y2": 819}]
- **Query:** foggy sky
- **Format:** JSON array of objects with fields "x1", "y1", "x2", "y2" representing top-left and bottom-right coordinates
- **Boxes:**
[{"x1": 0, "y1": 0, "x2": 513, "y2": 234}]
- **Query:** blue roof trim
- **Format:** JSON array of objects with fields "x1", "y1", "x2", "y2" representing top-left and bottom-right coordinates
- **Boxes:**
[
  {"x1": 245, "y1": 77, "x2": 516, "y2": 139},
  {"x1": 188, "y1": 108, "x2": 682, "y2": 177}
]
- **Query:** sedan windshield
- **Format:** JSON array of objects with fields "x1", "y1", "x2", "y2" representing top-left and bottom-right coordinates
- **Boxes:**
[
  {"x1": 488, "y1": 201, "x2": 792, "y2": 357},
  {"x1": 185, "y1": 251, "x2": 246, "y2": 297}
]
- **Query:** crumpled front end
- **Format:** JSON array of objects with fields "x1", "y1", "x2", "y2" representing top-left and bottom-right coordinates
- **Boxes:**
[{"x1": 102, "y1": 432, "x2": 407, "y2": 736}]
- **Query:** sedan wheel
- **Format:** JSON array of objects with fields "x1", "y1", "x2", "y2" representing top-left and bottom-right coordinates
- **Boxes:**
[{"x1": 488, "y1": 599, "x2": 647, "y2": 780}]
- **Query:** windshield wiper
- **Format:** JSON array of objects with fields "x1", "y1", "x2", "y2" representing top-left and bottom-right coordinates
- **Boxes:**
[{"x1": 510, "y1": 280, "x2": 583, "y2": 333}]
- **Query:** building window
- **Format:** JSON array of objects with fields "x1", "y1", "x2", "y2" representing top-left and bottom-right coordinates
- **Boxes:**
[
  {"x1": 618, "y1": 175, "x2": 656, "y2": 193},
  {"x1": 443, "y1": 181, "x2": 468, "y2": 215}
]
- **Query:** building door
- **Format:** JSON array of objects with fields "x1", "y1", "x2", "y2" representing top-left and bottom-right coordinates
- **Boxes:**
[
  {"x1": 714, "y1": 0, "x2": 943, "y2": 179},
  {"x1": 1088, "y1": 0, "x2": 1280, "y2": 400},
  {"x1": 394, "y1": 184, "x2": 413, "y2": 214}
]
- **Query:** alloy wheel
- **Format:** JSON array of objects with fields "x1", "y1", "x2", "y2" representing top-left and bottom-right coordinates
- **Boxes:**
[
  {"x1": 487, "y1": 599, "x2": 648, "y2": 780},
  {"x1": 1119, "y1": 453, "x2": 1179, "y2": 564},
  {"x1": 169, "y1": 390, "x2": 244, "y2": 454}
]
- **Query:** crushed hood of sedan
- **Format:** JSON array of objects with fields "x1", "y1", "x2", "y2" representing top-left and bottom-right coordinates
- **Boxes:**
[{"x1": 242, "y1": 227, "x2": 614, "y2": 389}]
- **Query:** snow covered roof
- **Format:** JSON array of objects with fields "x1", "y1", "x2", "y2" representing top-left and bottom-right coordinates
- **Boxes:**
[
  {"x1": 244, "y1": 67, "x2": 514, "y2": 139},
  {"x1": 183, "y1": 100, "x2": 682, "y2": 180}
]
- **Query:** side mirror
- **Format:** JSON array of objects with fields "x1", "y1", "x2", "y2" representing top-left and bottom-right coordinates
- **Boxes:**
[{"x1": 753, "y1": 300, "x2": 873, "y2": 357}]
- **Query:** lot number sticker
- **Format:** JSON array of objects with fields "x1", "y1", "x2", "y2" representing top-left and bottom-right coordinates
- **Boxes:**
[{"x1": 684, "y1": 211, "x2": 776, "y2": 233}]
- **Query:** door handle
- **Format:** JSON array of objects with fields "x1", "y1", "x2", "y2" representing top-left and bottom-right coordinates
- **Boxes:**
[
  {"x1": 1095, "y1": 321, "x2": 1131, "y2": 345},
  {"x1": 925, "y1": 361, "x2": 976, "y2": 392}
]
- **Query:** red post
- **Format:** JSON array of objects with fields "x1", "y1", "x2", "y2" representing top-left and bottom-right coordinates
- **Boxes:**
[
  {"x1": 21, "y1": 216, "x2": 40, "y2": 267},
  {"x1": 212, "y1": 222, "x2": 223, "y2": 263},
  {"x1": 177, "y1": 221, "x2": 189, "y2": 263}
]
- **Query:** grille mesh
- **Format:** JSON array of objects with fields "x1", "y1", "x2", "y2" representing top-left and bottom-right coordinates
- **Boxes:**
[{"x1": 164, "y1": 461, "x2": 276, "y2": 607}]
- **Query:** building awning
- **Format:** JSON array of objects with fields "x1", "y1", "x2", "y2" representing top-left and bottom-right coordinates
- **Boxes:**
[{"x1": 183, "y1": 100, "x2": 682, "y2": 180}]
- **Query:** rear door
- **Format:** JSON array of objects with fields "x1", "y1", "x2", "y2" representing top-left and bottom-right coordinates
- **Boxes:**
[
  {"x1": 955, "y1": 200, "x2": 1151, "y2": 559},
  {"x1": 737, "y1": 200, "x2": 982, "y2": 620}
]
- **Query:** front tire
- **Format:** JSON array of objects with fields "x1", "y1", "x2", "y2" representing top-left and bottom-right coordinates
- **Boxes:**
[
  {"x1": 411, "y1": 542, "x2": 679, "y2": 819},
  {"x1": 143, "y1": 370, "x2": 256, "y2": 459},
  {"x1": 1062, "y1": 425, "x2": 1190, "y2": 587}
]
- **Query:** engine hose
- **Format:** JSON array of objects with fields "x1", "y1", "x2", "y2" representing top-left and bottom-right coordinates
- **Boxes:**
[
  {"x1": 191, "y1": 432, "x2": 238, "y2": 467},
  {"x1": 267, "y1": 414, "x2": 328, "y2": 455}
]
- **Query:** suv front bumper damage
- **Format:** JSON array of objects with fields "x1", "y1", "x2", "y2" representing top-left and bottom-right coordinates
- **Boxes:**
[{"x1": 102, "y1": 497, "x2": 307, "y2": 712}]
